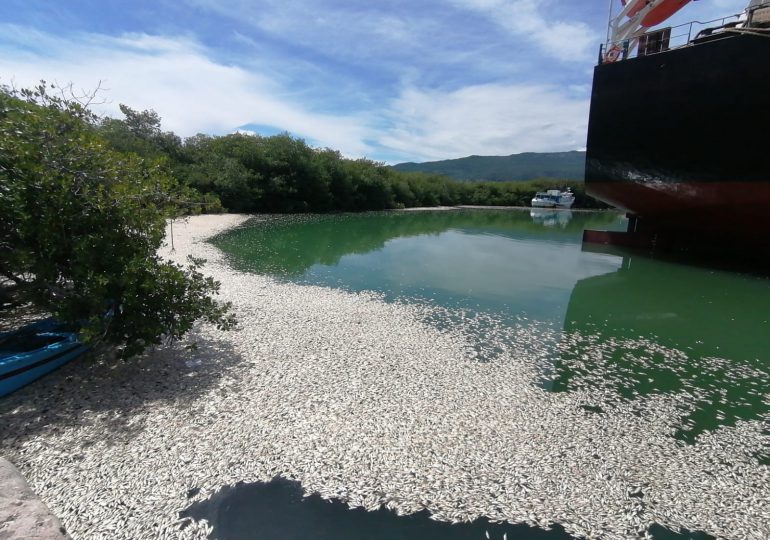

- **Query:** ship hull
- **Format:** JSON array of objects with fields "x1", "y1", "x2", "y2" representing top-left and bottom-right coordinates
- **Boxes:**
[
  {"x1": 589, "y1": 180, "x2": 770, "y2": 234},
  {"x1": 585, "y1": 32, "x2": 770, "y2": 236}
]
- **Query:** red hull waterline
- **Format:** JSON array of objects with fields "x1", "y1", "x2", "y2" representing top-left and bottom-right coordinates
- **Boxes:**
[
  {"x1": 589, "y1": 181, "x2": 770, "y2": 236},
  {"x1": 586, "y1": 181, "x2": 770, "y2": 265}
]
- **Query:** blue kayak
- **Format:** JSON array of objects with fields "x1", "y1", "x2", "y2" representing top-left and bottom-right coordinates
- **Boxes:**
[{"x1": 0, "y1": 319, "x2": 88, "y2": 398}]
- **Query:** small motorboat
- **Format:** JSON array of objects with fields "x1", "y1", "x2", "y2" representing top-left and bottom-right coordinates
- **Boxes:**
[
  {"x1": 531, "y1": 189, "x2": 575, "y2": 208},
  {"x1": 0, "y1": 319, "x2": 88, "y2": 397}
]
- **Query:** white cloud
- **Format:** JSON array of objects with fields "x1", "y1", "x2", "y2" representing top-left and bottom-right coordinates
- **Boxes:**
[
  {"x1": 380, "y1": 83, "x2": 589, "y2": 162},
  {"x1": 0, "y1": 24, "x2": 593, "y2": 164},
  {"x1": 447, "y1": 0, "x2": 598, "y2": 62},
  {"x1": 184, "y1": 0, "x2": 444, "y2": 66},
  {"x1": 0, "y1": 25, "x2": 373, "y2": 156}
]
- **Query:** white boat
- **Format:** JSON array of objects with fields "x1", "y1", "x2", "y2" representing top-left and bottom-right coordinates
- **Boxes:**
[{"x1": 531, "y1": 189, "x2": 575, "y2": 208}]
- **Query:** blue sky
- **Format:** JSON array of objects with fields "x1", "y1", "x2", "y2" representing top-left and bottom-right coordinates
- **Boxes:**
[{"x1": 0, "y1": 0, "x2": 748, "y2": 163}]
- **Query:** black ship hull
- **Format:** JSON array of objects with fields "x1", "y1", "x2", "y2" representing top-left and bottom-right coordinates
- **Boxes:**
[{"x1": 585, "y1": 32, "x2": 770, "y2": 236}]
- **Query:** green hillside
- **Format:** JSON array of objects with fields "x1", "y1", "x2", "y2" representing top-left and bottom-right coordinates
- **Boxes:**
[{"x1": 391, "y1": 151, "x2": 586, "y2": 182}]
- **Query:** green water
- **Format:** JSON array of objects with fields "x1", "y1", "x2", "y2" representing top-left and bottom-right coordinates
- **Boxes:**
[
  {"x1": 213, "y1": 209, "x2": 770, "y2": 450},
  {"x1": 214, "y1": 209, "x2": 624, "y2": 322}
]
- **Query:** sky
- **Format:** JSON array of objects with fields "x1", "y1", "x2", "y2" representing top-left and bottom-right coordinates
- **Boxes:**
[{"x1": 0, "y1": 0, "x2": 750, "y2": 163}]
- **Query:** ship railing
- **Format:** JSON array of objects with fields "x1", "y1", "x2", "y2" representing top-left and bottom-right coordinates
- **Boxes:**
[{"x1": 598, "y1": 2, "x2": 770, "y2": 65}]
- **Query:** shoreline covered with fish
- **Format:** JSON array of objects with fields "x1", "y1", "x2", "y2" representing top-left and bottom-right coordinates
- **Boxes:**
[{"x1": 0, "y1": 213, "x2": 767, "y2": 540}]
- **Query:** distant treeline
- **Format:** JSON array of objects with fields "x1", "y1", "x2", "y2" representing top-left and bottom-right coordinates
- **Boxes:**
[
  {"x1": 97, "y1": 105, "x2": 608, "y2": 213},
  {"x1": 391, "y1": 151, "x2": 586, "y2": 182}
]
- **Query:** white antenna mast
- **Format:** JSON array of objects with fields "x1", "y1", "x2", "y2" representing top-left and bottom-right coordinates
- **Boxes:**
[{"x1": 606, "y1": 0, "x2": 615, "y2": 44}]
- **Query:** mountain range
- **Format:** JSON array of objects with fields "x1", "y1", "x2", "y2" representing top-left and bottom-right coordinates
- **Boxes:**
[{"x1": 391, "y1": 151, "x2": 586, "y2": 182}]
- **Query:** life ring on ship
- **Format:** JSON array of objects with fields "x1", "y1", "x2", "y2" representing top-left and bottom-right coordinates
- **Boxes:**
[
  {"x1": 641, "y1": 0, "x2": 692, "y2": 27},
  {"x1": 604, "y1": 45, "x2": 622, "y2": 63}
]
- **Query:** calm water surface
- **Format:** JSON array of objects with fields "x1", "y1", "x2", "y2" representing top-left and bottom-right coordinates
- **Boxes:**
[
  {"x1": 210, "y1": 208, "x2": 769, "y2": 538},
  {"x1": 214, "y1": 210, "x2": 625, "y2": 322}
]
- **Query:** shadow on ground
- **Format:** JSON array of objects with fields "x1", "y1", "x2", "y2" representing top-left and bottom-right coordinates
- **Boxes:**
[{"x1": 0, "y1": 326, "x2": 245, "y2": 446}]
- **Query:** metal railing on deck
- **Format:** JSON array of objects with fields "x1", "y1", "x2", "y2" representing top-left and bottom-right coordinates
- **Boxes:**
[{"x1": 598, "y1": 1, "x2": 770, "y2": 65}]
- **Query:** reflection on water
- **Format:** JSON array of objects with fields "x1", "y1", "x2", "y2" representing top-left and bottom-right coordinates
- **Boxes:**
[
  {"x1": 182, "y1": 478, "x2": 578, "y2": 540},
  {"x1": 565, "y1": 254, "x2": 770, "y2": 366},
  {"x1": 529, "y1": 209, "x2": 572, "y2": 228},
  {"x1": 213, "y1": 209, "x2": 624, "y2": 322},
  {"x1": 555, "y1": 255, "x2": 770, "y2": 445},
  {"x1": 182, "y1": 478, "x2": 719, "y2": 540}
]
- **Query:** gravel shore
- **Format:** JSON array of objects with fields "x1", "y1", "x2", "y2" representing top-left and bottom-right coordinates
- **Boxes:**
[{"x1": 1, "y1": 213, "x2": 767, "y2": 540}]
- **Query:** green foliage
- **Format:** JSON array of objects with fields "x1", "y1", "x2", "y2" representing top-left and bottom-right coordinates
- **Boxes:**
[
  {"x1": 0, "y1": 79, "x2": 606, "y2": 359},
  {"x1": 0, "y1": 83, "x2": 234, "y2": 358},
  {"x1": 158, "y1": 132, "x2": 605, "y2": 213},
  {"x1": 99, "y1": 105, "x2": 182, "y2": 160},
  {"x1": 155, "y1": 130, "x2": 605, "y2": 213},
  {"x1": 97, "y1": 111, "x2": 223, "y2": 215},
  {"x1": 460, "y1": 179, "x2": 607, "y2": 209},
  {"x1": 53, "y1": 85, "x2": 606, "y2": 218},
  {"x1": 391, "y1": 151, "x2": 586, "y2": 182}
]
